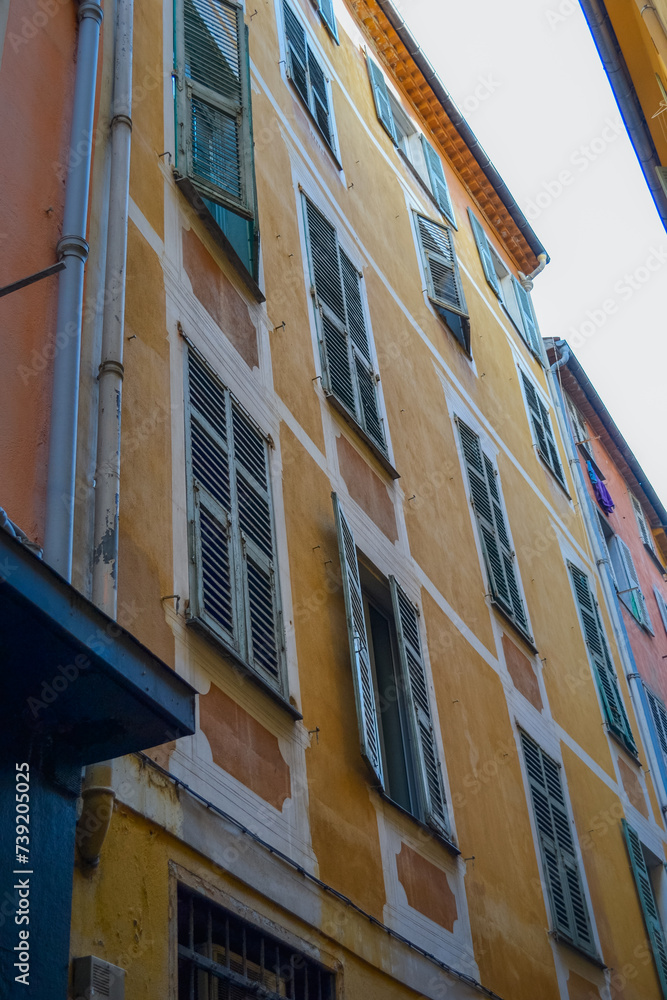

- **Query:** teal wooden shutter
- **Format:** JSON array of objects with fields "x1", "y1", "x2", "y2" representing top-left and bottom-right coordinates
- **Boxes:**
[
  {"x1": 646, "y1": 687, "x2": 667, "y2": 761},
  {"x1": 521, "y1": 733, "x2": 596, "y2": 954},
  {"x1": 284, "y1": 2, "x2": 334, "y2": 148},
  {"x1": 367, "y1": 56, "x2": 397, "y2": 143},
  {"x1": 317, "y1": 0, "x2": 339, "y2": 41},
  {"x1": 512, "y1": 277, "x2": 541, "y2": 355},
  {"x1": 182, "y1": 0, "x2": 254, "y2": 218},
  {"x1": 654, "y1": 587, "x2": 667, "y2": 634},
  {"x1": 520, "y1": 372, "x2": 565, "y2": 485},
  {"x1": 390, "y1": 578, "x2": 449, "y2": 836},
  {"x1": 457, "y1": 419, "x2": 530, "y2": 638},
  {"x1": 332, "y1": 494, "x2": 385, "y2": 788},
  {"x1": 421, "y1": 136, "x2": 455, "y2": 225},
  {"x1": 622, "y1": 819, "x2": 667, "y2": 997},
  {"x1": 617, "y1": 537, "x2": 653, "y2": 632},
  {"x1": 467, "y1": 209, "x2": 501, "y2": 297},
  {"x1": 416, "y1": 214, "x2": 469, "y2": 351},
  {"x1": 569, "y1": 564, "x2": 637, "y2": 754}
]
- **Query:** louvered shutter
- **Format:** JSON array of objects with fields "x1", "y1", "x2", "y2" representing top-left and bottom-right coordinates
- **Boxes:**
[
  {"x1": 521, "y1": 733, "x2": 596, "y2": 954},
  {"x1": 284, "y1": 2, "x2": 334, "y2": 148},
  {"x1": 317, "y1": 0, "x2": 338, "y2": 41},
  {"x1": 390, "y1": 578, "x2": 449, "y2": 837},
  {"x1": 646, "y1": 687, "x2": 667, "y2": 763},
  {"x1": 367, "y1": 57, "x2": 397, "y2": 143},
  {"x1": 512, "y1": 277, "x2": 541, "y2": 355},
  {"x1": 654, "y1": 588, "x2": 667, "y2": 634},
  {"x1": 617, "y1": 537, "x2": 653, "y2": 632},
  {"x1": 631, "y1": 493, "x2": 655, "y2": 552},
  {"x1": 416, "y1": 215, "x2": 467, "y2": 316},
  {"x1": 457, "y1": 419, "x2": 530, "y2": 638},
  {"x1": 304, "y1": 197, "x2": 387, "y2": 454},
  {"x1": 332, "y1": 494, "x2": 385, "y2": 788},
  {"x1": 520, "y1": 372, "x2": 565, "y2": 485},
  {"x1": 420, "y1": 136, "x2": 456, "y2": 224},
  {"x1": 569, "y1": 564, "x2": 637, "y2": 754},
  {"x1": 622, "y1": 819, "x2": 667, "y2": 998},
  {"x1": 181, "y1": 0, "x2": 254, "y2": 218},
  {"x1": 468, "y1": 209, "x2": 501, "y2": 297}
]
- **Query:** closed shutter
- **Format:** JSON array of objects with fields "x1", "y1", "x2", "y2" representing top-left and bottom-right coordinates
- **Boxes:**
[
  {"x1": 520, "y1": 372, "x2": 565, "y2": 486},
  {"x1": 181, "y1": 0, "x2": 254, "y2": 218},
  {"x1": 284, "y1": 2, "x2": 334, "y2": 147},
  {"x1": 367, "y1": 56, "x2": 397, "y2": 143},
  {"x1": 390, "y1": 578, "x2": 449, "y2": 836},
  {"x1": 457, "y1": 419, "x2": 531, "y2": 638},
  {"x1": 617, "y1": 537, "x2": 653, "y2": 633},
  {"x1": 332, "y1": 494, "x2": 385, "y2": 788},
  {"x1": 622, "y1": 819, "x2": 667, "y2": 998},
  {"x1": 646, "y1": 687, "x2": 667, "y2": 762},
  {"x1": 521, "y1": 732, "x2": 596, "y2": 954},
  {"x1": 421, "y1": 136, "x2": 455, "y2": 225},
  {"x1": 468, "y1": 209, "x2": 501, "y2": 297},
  {"x1": 569, "y1": 564, "x2": 637, "y2": 754},
  {"x1": 512, "y1": 277, "x2": 541, "y2": 355},
  {"x1": 304, "y1": 196, "x2": 387, "y2": 454},
  {"x1": 630, "y1": 493, "x2": 655, "y2": 552},
  {"x1": 654, "y1": 587, "x2": 667, "y2": 635},
  {"x1": 316, "y1": 0, "x2": 339, "y2": 41}
]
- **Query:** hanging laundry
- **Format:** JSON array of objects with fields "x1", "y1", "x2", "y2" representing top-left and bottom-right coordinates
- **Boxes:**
[{"x1": 588, "y1": 461, "x2": 615, "y2": 513}]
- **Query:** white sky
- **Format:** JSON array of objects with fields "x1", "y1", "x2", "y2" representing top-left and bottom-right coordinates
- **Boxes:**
[{"x1": 398, "y1": 0, "x2": 667, "y2": 509}]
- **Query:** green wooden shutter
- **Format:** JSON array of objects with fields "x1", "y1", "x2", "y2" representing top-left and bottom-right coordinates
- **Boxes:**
[
  {"x1": 367, "y1": 56, "x2": 398, "y2": 143},
  {"x1": 622, "y1": 819, "x2": 667, "y2": 998},
  {"x1": 617, "y1": 537, "x2": 653, "y2": 632},
  {"x1": 284, "y1": 2, "x2": 334, "y2": 147},
  {"x1": 569, "y1": 564, "x2": 637, "y2": 754},
  {"x1": 654, "y1": 588, "x2": 667, "y2": 635},
  {"x1": 646, "y1": 687, "x2": 667, "y2": 761},
  {"x1": 332, "y1": 494, "x2": 385, "y2": 788},
  {"x1": 390, "y1": 578, "x2": 449, "y2": 837},
  {"x1": 317, "y1": 0, "x2": 339, "y2": 42},
  {"x1": 416, "y1": 215, "x2": 467, "y2": 315},
  {"x1": 307, "y1": 49, "x2": 333, "y2": 145},
  {"x1": 512, "y1": 277, "x2": 541, "y2": 355},
  {"x1": 520, "y1": 372, "x2": 565, "y2": 485},
  {"x1": 521, "y1": 732, "x2": 596, "y2": 953},
  {"x1": 182, "y1": 0, "x2": 254, "y2": 218},
  {"x1": 457, "y1": 419, "x2": 530, "y2": 638},
  {"x1": 467, "y1": 209, "x2": 501, "y2": 297},
  {"x1": 420, "y1": 136, "x2": 455, "y2": 225}
]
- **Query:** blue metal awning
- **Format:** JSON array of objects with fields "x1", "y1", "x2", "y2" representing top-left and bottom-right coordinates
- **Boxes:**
[{"x1": 0, "y1": 528, "x2": 196, "y2": 764}]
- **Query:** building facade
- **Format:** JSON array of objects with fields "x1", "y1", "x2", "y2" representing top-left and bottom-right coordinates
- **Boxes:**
[{"x1": 3, "y1": 2, "x2": 667, "y2": 999}]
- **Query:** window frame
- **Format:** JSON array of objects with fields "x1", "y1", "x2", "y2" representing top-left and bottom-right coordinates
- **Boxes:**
[
  {"x1": 605, "y1": 533, "x2": 654, "y2": 634},
  {"x1": 282, "y1": 0, "x2": 339, "y2": 158}
]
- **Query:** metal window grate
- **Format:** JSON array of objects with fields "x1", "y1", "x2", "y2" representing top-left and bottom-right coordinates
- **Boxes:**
[{"x1": 177, "y1": 886, "x2": 335, "y2": 1000}]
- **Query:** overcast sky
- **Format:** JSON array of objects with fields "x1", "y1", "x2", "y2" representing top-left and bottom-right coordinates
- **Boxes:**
[{"x1": 397, "y1": 0, "x2": 667, "y2": 510}]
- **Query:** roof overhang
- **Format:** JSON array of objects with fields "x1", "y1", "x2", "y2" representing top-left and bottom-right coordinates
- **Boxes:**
[{"x1": 0, "y1": 528, "x2": 196, "y2": 765}]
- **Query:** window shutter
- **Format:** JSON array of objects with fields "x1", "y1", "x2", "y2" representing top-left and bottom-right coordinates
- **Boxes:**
[
  {"x1": 467, "y1": 209, "x2": 501, "y2": 297},
  {"x1": 416, "y1": 215, "x2": 467, "y2": 316},
  {"x1": 420, "y1": 136, "x2": 455, "y2": 225},
  {"x1": 390, "y1": 578, "x2": 449, "y2": 837},
  {"x1": 284, "y1": 2, "x2": 334, "y2": 147},
  {"x1": 512, "y1": 277, "x2": 541, "y2": 355},
  {"x1": 520, "y1": 372, "x2": 565, "y2": 485},
  {"x1": 457, "y1": 419, "x2": 530, "y2": 638},
  {"x1": 306, "y1": 49, "x2": 333, "y2": 143},
  {"x1": 317, "y1": 0, "x2": 339, "y2": 41},
  {"x1": 569, "y1": 564, "x2": 637, "y2": 754},
  {"x1": 630, "y1": 493, "x2": 656, "y2": 552},
  {"x1": 182, "y1": 0, "x2": 253, "y2": 217},
  {"x1": 654, "y1": 587, "x2": 667, "y2": 635},
  {"x1": 367, "y1": 56, "x2": 397, "y2": 143},
  {"x1": 621, "y1": 819, "x2": 667, "y2": 997},
  {"x1": 617, "y1": 537, "x2": 653, "y2": 632},
  {"x1": 332, "y1": 494, "x2": 385, "y2": 788},
  {"x1": 521, "y1": 732, "x2": 596, "y2": 954},
  {"x1": 646, "y1": 687, "x2": 667, "y2": 761}
]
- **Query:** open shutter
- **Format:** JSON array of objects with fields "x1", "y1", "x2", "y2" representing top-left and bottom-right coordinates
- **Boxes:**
[
  {"x1": 646, "y1": 687, "x2": 667, "y2": 763},
  {"x1": 468, "y1": 209, "x2": 501, "y2": 297},
  {"x1": 521, "y1": 733, "x2": 596, "y2": 953},
  {"x1": 631, "y1": 493, "x2": 656, "y2": 552},
  {"x1": 316, "y1": 0, "x2": 339, "y2": 41},
  {"x1": 390, "y1": 578, "x2": 449, "y2": 836},
  {"x1": 617, "y1": 537, "x2": 653, "y2": 632},
  {"x1": 512, "y1": 277, "x2": 541, "y2": 355},
  {"x1": 284, "y1": 1, "x2": 309, "y2": 105},
  {"x1": 654, "y1": 588, "x2": 667, "y2": 635},
  {"x1": 367, "y1": 56, "x2": 397, "y2": 143},
  {"x1": 421, "y1": 136, "x2": 455, "y2": 224},
  {"x1": 306, "y1": 48, "x2": 333, "y2": 146},
  {"x1": 622, "y1": 819, "x2": 667, "y2": 997},
  {"x1": 332, "y1": 494, "x2": 385, "y2": 787},
  {"x1": 416, "y1": 215, "x2": 467, "y2": 315},
  {"x1": 569, "y1": 564, "x2": 637, "y2": 754},
  {"x1": 520, "y1": 373, "x2": 565, "y2": 485}
]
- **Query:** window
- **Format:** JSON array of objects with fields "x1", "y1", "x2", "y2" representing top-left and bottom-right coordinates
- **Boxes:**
[
  {"x1": 621, "y1": 819, "x2": 667, "y2": 998},
  {"x1": 367, "y1": 56, "x2": 456, "y2": 225},
  {"x1": 284, "y1": 1, "x2": 336, "y2": 152},
  {"x1": 303, "y1": 195, "x2": 390, "y2": 465},
  {"x1": 604, "y1": 531, "x2": 654, "y2": 634},
  {"x1": 655, "y1": 587, "x2": 667, "y2": 635},
  {"x1": 415, "y1": 214, "x2": 470, "y2": 352},
  {"x1": 630, "y1": 492, "x2": 657, "y2": 555},
  {"x1": 457, "y1": 418, "x2": 532, "y2": 642},
  {"x1": 520, "y1": 732, "x2": 597, "y2": 957},
  {"x1": 185, "y1": 349, "x2": 286, "y2": 690},
  {"x1": 468, "y1": 209, "x2": 543, "y2": 359},
  {"x1": 645, "y1": 685, "x2": 667, "y2": 778},
  {"x1": 519, "y1": 371, "x2": 566, "y2": 488},
  {"x1": 333, "y1": 494, "x2": 451, "y2": 839},
  {"x1": 175, "y1": 0, "x2": 258, "y2": 276},
  {"x1": 565, "y1": 394, "x2": 589, "y2": 445},
  {"x1": 178, "y1": 885, "x2": 335, "y2": 999},
  {"x1": 568, "y1": 563, "x2": 637, "y2": 755},
  {"x1": 310, "y1": 0, "x2": 338, "y2": 42}
]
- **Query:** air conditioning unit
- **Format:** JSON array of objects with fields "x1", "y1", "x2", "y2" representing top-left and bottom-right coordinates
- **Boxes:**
[
  {"x1": 197, "y1": 945, "x2": 288, "y2": 998},
  {"x1": 72, "y1": 956, "x2": 125, "y2": 1000}
]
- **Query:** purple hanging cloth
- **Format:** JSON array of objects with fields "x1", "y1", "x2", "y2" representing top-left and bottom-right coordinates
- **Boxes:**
[{"x1": 587, "y1": 461, "x2": 614, "y2": 513}]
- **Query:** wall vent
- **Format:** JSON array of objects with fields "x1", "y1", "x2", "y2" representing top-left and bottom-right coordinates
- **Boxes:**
[{"x1": 72, "y1": 956, "x2": 125, "y2": 1000}]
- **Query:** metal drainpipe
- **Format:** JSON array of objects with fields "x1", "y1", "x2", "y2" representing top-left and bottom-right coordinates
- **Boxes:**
[
  {"x1": 91, "y1": 0, "x2": 133, "y2": 618},
  {"x1": 547, "y1": 354, "x2": 663, "y2": 803},
  {"x1": 44, "y1": 0, "x2": 104, "y2": 580},
  {"x1": 634, "y1": 1, "x2": 667, "y2": 72}
]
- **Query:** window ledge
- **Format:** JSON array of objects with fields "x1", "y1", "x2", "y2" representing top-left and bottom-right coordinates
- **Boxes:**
[
  {"x1": 186, "y1": 617, "x2": 303, "y2": 721},
  {"x1": 606, "y1": 725, "x2": 640, "y2": 765},
  {"x1": 173, "y1": 172, "x2": 266, "y2": 304},
  {"x1": 551, "y1": 932, "x2": 606, "y2": 970},
  {"x1": 490, "y1": 600, "x2": 538, "y2": 655},
  {"x1": 326, "y1": 393, "x2": 400, "y2": 480},
  {"x1": 377, "y1": 789, "x2": 460, "y2": 857},
  {"x1": 537, "y1": 452, "x2": 571, "y2": 500}
]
